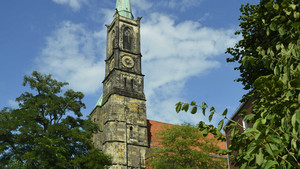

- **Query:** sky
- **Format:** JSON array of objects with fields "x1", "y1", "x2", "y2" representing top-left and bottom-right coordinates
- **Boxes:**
[{"x1": 0, "y1": 0, "x2": 256, "y2": 127}]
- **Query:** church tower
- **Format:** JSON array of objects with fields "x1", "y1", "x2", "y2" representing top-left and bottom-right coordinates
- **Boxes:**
[{"x1": 90, "y1": 0, "x2": 148, "y2": 168}]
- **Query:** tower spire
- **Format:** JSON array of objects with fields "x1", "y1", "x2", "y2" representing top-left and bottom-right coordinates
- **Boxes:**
[
  {"x1": 115, "y1": 0, "x2": 133, "y2": 19},
  {"x1": 91, "y1": 0, "x2": 147, "y2": 168}
]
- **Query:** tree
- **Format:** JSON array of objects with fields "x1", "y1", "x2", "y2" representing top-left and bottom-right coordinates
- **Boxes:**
[
  {"x1": 226, "y1": 0, "x2": 299, "y2": 91},
  {"x1": 176, "y1": 0, "x2": 299, "y2": 168},
  {"x1": 147, "y1": 123, "x2": 227, "y2": 169},
  {"x1": 0, "y1": 71, "x2": 111, "y2": 168}
]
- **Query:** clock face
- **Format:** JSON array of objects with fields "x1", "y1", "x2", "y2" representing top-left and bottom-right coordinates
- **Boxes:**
[{"x1": 122, "y1": 56, "x2": 134, "y2": 68}]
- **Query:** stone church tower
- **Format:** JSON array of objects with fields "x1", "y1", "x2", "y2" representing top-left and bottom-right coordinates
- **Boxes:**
[{"x1": 90, "y1": 0, "x2": 148, "y2": 168}]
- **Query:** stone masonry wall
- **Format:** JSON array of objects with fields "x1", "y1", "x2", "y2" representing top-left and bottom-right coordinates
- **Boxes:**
[{"x1": 91, "y1": 94, "x2": 147, "y2": 168}]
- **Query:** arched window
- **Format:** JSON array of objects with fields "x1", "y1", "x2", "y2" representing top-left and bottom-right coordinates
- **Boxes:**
[{"x1": 123, "y1": 27, "x2": 132, "y2": 51}]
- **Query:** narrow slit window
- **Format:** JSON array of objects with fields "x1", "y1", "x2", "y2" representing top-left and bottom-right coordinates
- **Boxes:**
[
  {"x1": 112, "y1": 38, "x2": 115, "y2": 49},
  {"x1": 131, "y1": 79, "x2": 134, "y2": 90},
  {"x1": 124, "y1": 77, "x2": 127, "y2": 88},
  {"x1": 129, "y1": 126, "x2": 133, "y2": 138},
  {"x1": 111, "y1": 31, "x2": 115, "y2": 50}
]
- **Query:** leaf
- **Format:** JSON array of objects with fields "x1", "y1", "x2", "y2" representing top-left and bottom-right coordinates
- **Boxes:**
[
  {"x1": 278, "y1": 26, "x2": 286, "y2": 36},
  {"x1": 246, "y1": 142, "x2": 257, "y2": 156},
  {"x1": 282, "y1": 73, "x2": 288, "y2": 84},
  {"x1": 289, "y1": 3, "x2": 297, "y2": 10},
  {"x1": 273, "y1": 3, "x2": 279, "y2": 10},
  {"x1": 201, "y1": 102, "x2": 207, "y2": 116},
  {"x1": 276, "y1": 43, "x2": 281, "y2": 51},
  {"x1": 243, "y1": 128, "x2": 260, "y2": 135},
  {"x1": 265, "y1": 144, "x2": 278, "y2": 156},
  {"x1": 291, "y1": 112, "x2": 296, "y2": 128},
  {"x1": 269, "y1": 22, "x2": 276, "y2": 31},
  {"x1": 265, "y1": 1, "x2": 273, "y2": 10},
  {"x1": 202, "y1": 107, "x2": 206, "y2": 116},
  {"x1": 231, "y1": 128, "x2": 236, "y2": 138},
  {"x1": 208, "y1": 111, "x2": 214, "y2": 122},
  {"x1": 266, "y1": 135, "x2": 281, "y2": 144},
  {"x1": 217, "y1": 120, "x2": 224, "y2": 131},
  {"x1": 264, "y1": 160, "x2": 277, "y2": 169},
  {"x1": 296, "y1": 109, "x2": 300, "y2": 124},
  {"x1": 284, "y1": 8, "x2": 292, "y2": 15},
  {"x1": 253, "y1": 119, "x2": 262, "y2": 129},
  {"x1": 222, "y1": 109, "x2": 228, "y2": 116},
  {"x1": 261, "y1": 118, "x2": 266, "y2": 124},
  {"x1": 274, "y1": 65, "x2": 280, "y2": 75},
  {"x1": 182, "y1": 103, "x2": 189, "y2": 112},
  {"x1": 202, "y1": 128, "x2": 208, "y2": 136},
  {"x1": 292, "y1": 48, "x2": 297, "y2": 57},
  {"x1": 240, "y1": 163, "x2": 247, "y2": 169},
  {"x1": 175, "y1": 102, "x2": 182, "y2": 113},
  {"x1": 269, "y1": 49, "x2": 274, "y2": 57},
  {"x1": 281, "y1": 117, "x2": 287, "y2": 130},
  {"x1": 290, "y1": 78, "x2": 300, "y2": 88},
  {"x1": 265, "y1": 146, "x2": 273, "y2": 156},
  {"x1": 246, "y1": 114, "x2": 255, "y2": 121},
  {"x1": 294, "y1": 12, "x2": 300, "y2": 19},
  {"x1": 190, "y1": 101, "x2": 196, "y2": 106},
  {"x1": 256, "y1": 148, "x2": 263, "y2": 165},
  {"x1": 291, "y1": 22, "x2": 300, "y2": 28},
  {"x1": 190, "y1": 106, "x2": 197, "y2": 114},
  {"x1": 291, "y1": 138, "x2": 297, "y2": 149},
  {"x1": 254, "y1": 132, "x2": 261, "y2": 140}
]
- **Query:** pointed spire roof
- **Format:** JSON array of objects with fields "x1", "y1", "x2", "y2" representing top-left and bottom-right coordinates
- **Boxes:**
[
  {"x1": 95, "y1": 93, "x2": 103, "y2": 107},
  {"x1": 115, "y1": 0, "x2": 133, "y2": 19}
]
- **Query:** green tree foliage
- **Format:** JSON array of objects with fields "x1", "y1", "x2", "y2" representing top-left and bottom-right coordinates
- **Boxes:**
[
  {"x1": 226, "y1": 0, "x2": 299, "y2": 91},
  {"x1": 176, "y1": 0, "x2": 300, "y2": 168},
  {"x1": 0, "y1": 71, "x2": 111, "y2": 169},
  {"x1": 147, "y1": 123, "x2": 227, "y2": 169}
]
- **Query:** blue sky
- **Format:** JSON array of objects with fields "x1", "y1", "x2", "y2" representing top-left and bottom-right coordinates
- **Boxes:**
[{"x1": 0, "y1": 0, "x2": 255, "y2": 126}]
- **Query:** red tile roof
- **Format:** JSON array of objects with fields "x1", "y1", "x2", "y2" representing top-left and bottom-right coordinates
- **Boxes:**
[
  {"x1": 147, "y1": 120, "x2": 227, "y2": 150},
  {"x1": 146, "y1": 120, "x2": 228, "y2": 168}
]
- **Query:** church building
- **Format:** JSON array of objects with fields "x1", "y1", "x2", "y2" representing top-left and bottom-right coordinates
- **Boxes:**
[
  {"x1": 90, "y1": 0, "x2": 227, "y2": 168},
  {"x1": 90, "y1": 0, "x2": 147, "y2": 168}
]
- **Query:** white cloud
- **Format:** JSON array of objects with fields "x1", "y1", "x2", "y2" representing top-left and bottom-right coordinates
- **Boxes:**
[
  {"x1": 36, "y1": 11, "x2": 238, "y2": 125},
  {"x1": 99, "y1": 8, "x2": 115, "y2": 24},
  {"x1": 132, "y1": 0, "x2": 153, "y2": 10},
  {"x1": 37, "y1": 21, "x2": 106, "y2": 94},
  {"x1": 52, "y1": 0, "x2": 88, "y2": 11},
  {"x1": 198, "y1": 13, "x2": 210, "y2": 22},
  {"x1": 158, "y1": 0, "x2": 204, "y2": 11},
  {"x1": 141, "y1": 13, "x2": 239, "y2": 124}
]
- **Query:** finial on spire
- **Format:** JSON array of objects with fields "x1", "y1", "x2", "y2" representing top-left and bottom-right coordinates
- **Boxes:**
[{"x1": 115, "y1": 0, "x2": 133, "y2": 19}]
